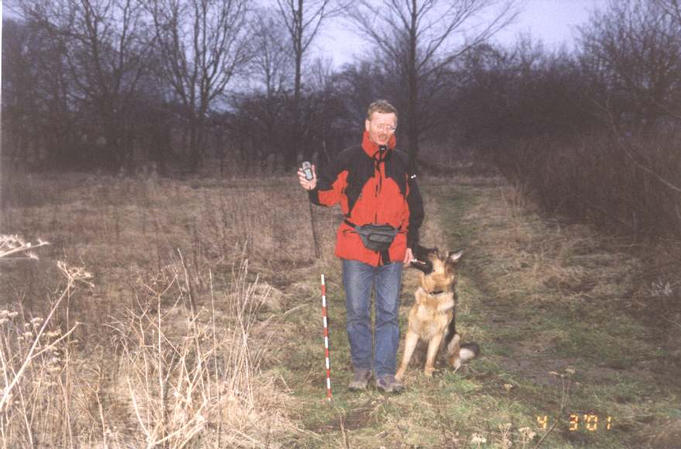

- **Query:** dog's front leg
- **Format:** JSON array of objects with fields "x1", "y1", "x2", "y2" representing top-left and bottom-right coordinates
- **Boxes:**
[
  {"x1": 396, "y1": 330, "x2": 419, "y2": 381},
  {"x1": 424, "y1": 333, "x2": 444, "y2": 377}
]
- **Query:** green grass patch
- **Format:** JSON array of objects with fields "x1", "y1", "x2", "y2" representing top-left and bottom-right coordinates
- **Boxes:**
[
  {"x1": 278, "y1": 179, "x2": 678, "y2": 448},
  {"x1": 423, "y1": 181, "x2": 681, "y2": 449}
]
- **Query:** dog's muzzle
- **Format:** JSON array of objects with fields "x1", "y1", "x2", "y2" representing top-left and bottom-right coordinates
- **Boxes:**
[{"x1": 410, "y1": 258, "x2": 433, "y2": 274}]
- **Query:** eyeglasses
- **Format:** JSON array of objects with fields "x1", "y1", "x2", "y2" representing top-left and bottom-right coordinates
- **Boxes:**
[{"x1": 373, "y1": 123, "x2": 397, "y2": 133}]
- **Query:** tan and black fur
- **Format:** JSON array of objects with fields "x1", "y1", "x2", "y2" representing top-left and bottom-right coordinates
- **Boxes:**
[{"x1": 395, "y1": 246, "x2": 479, "y2": 380}]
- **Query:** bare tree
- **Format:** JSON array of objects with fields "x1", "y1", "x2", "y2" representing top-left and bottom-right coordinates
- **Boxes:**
[
  {"x1": 305, "y1": 57, "x2": 350, "y2": 162},
  {"x1": 2, "y1": 19, "x2": 55, "y2": 168},
  {"x1": 249, "y1": 10, "x2": 293, "y2": 98},
  {"x1": 655, "y1": 0, "x2": 681, "y2": 119},
  {"x1": 579, "y1": 0, "x2": 681, "y2": 129},
  {"x1": 147, "y1": 0, "x2": 251, "y2": 171},
  {"x1": 656, "y1": 0, "x2": 681, "y2": 24},
  {"x1": 239, "y1": 10, "x2": 292, "y2": 168},
  {"x1": 275, "y1": 0, "x2": 344, "y2": 168},
  {"x1": 10, "y1": 0, "x2": 153, "y2": 170},
  {"x1": 336, "y1": 61, "x2": 389, "y2": 124},
  {"x1": 348, "y1": 0, "x2": 518, "y2": 171}
]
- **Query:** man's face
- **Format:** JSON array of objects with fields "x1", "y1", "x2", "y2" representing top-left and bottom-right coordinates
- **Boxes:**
[{"x1": 365, "y1": 111, "x2": 397, "y2": 146}]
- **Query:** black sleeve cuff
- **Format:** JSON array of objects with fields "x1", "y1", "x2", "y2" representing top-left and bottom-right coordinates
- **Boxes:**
[{"x1": 407, "y1": 232, "x2": 419, "y2": 249}]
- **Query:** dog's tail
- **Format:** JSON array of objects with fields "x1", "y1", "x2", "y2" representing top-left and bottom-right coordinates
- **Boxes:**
[
  {"x1": 459, "y1": 341, "x2": 481, "y2": 362},
  {"x1": 444, "y1": 316, "x2": 480, "y2": 369}
]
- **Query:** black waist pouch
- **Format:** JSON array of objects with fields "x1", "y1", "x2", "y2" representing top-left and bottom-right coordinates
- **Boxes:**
[{"x1": 345, "y1": 220, "x2": 398, "y2": 252}]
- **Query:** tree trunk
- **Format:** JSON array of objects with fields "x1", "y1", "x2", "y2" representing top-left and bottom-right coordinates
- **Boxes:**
[
  {"x1": 188, "y1": 113, "x2": 207, "y2": 172},
  {"x1": 407, "y1": 0, "x2": 419, "y2": 173},
  {"x1": 289, "y1": 0, "x2": 304, "y2": 170}
]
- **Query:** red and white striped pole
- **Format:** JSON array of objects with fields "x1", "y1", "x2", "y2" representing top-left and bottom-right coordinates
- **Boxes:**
[{"x1": 321, "y1": 274, "x2": 332, "y2": 401}]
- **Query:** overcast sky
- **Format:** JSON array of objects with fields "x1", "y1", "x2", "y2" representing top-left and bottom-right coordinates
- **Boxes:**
[
  {"x1": 314, "y1": 0, "x2": 610, "y2": 68},
  {"x1": 1, "y1": 0, "x2": 611, "y2": 70}
]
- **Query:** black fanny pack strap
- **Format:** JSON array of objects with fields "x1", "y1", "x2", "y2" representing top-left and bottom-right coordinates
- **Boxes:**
[
  {"x1": 344, "y1": 219, "x2": 400, "y2": 232},
  {"x1": 380, "y1": 248, "x2": 390, "y2": 265}
]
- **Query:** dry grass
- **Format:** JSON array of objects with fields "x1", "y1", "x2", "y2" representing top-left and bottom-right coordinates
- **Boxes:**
[
  {"x1": 464, "y1": 181, "x2": 644, "y2": 306},
  {"x1": 2, "y1": 171, "x2": 679, "y2": 448},
  {"x1": 495, "y1": 132, "x2": 681, "y2": 240},
  {"x1": 1, "y1": 243, "x2": 298, "y2": 448},
  {"x1": 0, "y1": 173, "x2": 333, "y2": 448},
  {"x1": 105, "y1": 259, "x2": 293, "y2": 448}
]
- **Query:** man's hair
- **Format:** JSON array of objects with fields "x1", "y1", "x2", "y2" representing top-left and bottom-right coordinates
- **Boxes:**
[{"x1": 367, "y1": 100, "x2": 398, "y2": 121}]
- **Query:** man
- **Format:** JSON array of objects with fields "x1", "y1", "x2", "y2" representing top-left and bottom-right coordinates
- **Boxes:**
[{"x1": 297, "y1": 100, "x2": 424, "y2": 393}]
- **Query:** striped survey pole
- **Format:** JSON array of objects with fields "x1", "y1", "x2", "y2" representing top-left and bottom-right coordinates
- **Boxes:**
[{"x1": 321, "y1": 274, "x2": 332, "y2": 401}]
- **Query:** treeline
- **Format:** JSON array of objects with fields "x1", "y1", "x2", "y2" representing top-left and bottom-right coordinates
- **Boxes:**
[
  {"x1": 2, "y1": 0, "x2": 516, "y2": 174},
  {"x1": 458, "y1": 0, "x2": 681, "y2": 238},
  {"x1": 2, "y1": 0, "x2": 337, "y2": 174},
  {"x1": 2, "y1": 0, "x2": 681, "y2": 237}
]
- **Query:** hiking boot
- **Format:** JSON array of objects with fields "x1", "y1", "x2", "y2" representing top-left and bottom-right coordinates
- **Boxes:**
[
  {"x1": 375, "y1": 374, "x2": 404, "y2": 394},
  {"x1": 348, "y1": 368, "x2": 372, "y2": 391}
]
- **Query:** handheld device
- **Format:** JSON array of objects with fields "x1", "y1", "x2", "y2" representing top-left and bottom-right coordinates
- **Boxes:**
[{"x1": 301, "y1": 161, "x2": 314, "y2": 181}]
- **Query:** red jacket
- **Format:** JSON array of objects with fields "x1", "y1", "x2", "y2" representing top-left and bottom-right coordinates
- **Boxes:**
[{"x1": 309, "y1": 131, "x2": 424, "y2": 266}]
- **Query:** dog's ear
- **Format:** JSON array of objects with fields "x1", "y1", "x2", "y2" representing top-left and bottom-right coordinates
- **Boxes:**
[{"x1": 447, "y1": 250, "x2": 464, "y2": 264}]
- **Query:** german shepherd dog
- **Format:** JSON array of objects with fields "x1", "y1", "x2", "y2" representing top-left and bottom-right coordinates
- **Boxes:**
[{"x1": 395, "y1": 246, "x2": 479, "y2": 380}]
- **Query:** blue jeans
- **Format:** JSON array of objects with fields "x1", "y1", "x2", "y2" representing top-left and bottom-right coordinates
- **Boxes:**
[{"x1": 342, "y1": 259, "x2": 403, "y2": 378}]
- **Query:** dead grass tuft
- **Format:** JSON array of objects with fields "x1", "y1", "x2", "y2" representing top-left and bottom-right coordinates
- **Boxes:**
[
  {"x1": 643, "y1": 418, "x2": 681, "y2": 449},
  {"x1": 464, "y1": 183, "x2": 642, "y2": 305}
]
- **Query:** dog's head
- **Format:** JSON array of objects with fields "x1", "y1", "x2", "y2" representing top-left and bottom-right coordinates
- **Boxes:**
[{"x1": 410, "y1": 245, "x2": 463, "y2": 293}]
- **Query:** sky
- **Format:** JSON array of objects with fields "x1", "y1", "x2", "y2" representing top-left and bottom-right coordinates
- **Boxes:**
[{"x1": 314, "y1": 0, "x2": 611, "y2": 68}]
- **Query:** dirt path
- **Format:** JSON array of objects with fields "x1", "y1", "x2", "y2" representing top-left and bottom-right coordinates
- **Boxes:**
[{"x1": 430, "y1": 178, "x2": 681, "y2": 449}]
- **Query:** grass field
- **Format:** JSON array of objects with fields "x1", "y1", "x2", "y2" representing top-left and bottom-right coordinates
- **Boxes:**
[{"x1": 1, "y1": 172, "x2": 679, "y2": 448}]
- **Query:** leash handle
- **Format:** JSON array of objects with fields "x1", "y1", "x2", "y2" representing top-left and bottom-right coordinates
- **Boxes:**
[{"x1": 321, "y1": 274, "x2": 332, "y2": 400}]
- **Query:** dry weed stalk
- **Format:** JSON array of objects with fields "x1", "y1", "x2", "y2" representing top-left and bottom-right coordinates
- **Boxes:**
[
  {"x1": 112, "y1": 258, "x2": 276, "y2": 448},
  {"x1": 518, "y1": 427, "x2": 537, "y2": 448},
  {"x1": 0, "y1": 255, "x2": 89, "y2": 448},
  {"x1": 533, "y1": 368, "x2": 574, "y2": 449},
  {"x1": 0, "y1": 235, "x2": 49, "y2": 260},
  {"x1": 498, "y1": 422, "x2": 513, "y2": 449}
]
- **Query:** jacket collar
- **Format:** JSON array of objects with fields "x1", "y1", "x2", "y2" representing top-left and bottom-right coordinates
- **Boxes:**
[{"x1": 361, "y1": 130, "x2": 396, "y2": 159}]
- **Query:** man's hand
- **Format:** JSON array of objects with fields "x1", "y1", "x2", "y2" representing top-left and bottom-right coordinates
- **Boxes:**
[
  {"x1": 297, "y1": 164, "x2": 317, "y2": 190},
  {"x1": 403, "y1": 247, "x2": 414, "y2": 266}
]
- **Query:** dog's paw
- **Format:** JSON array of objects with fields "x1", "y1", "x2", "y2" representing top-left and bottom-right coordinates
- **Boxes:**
[{"x1": 424, "y1": 367, "x2": 435, "y2": 377}]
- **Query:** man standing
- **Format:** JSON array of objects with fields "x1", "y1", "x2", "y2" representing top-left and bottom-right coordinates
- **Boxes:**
[{"x1": 297, "y1": 100, "x2": 424, "y2": 393}]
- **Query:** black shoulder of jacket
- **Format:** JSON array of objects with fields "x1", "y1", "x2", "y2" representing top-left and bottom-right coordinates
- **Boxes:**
[
  {"x1": 336, "y1": 145, "x2": 365, "y2": 164},
  {"x1": 315, "y1": 145, "x2": 360, "y2": 189},
  {"x1": 389, "y1": 149, "x2": 412, "y2": 174}
]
